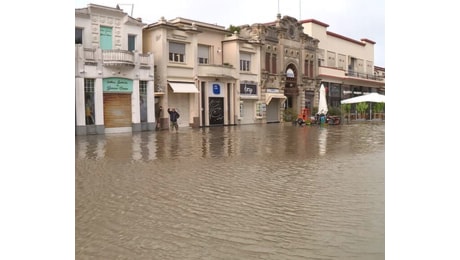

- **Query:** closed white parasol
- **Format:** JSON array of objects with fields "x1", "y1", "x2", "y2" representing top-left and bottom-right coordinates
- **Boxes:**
[{"x1": 318, "y1": 84, "x2": 328, "y2": 115}]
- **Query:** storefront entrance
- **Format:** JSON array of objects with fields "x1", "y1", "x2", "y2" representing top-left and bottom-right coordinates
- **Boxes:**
[
  {"x1": 103, "y1": 93, "x2": 131, "y2": 128},
  {"x1": 209, "y1": 97, "x2": 224, "y2": 125}
]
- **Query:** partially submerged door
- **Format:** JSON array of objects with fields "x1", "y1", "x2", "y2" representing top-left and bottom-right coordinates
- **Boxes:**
[{"x1": 209, "y1": 97, "x2": 224, "y2": 125}]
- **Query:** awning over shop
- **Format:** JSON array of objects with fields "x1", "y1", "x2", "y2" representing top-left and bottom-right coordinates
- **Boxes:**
[
  {"x1": 266, "y1": 93, "x2": 287, "y2": 105},
  {"x1": 168, "y1": 81, "x2": 199, "y2": 93}
]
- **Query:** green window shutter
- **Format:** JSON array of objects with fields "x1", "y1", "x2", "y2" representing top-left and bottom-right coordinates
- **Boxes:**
[{"x1": 100, "y1": 26, "x2": 112, "y2": 50}]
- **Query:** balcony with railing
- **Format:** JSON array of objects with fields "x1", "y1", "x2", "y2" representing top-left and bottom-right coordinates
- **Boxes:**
[
  {"x1": 197, "y1": 64, "x2": 237, "y2": 79},
  {"x1": 78, "y1": 46, "x2": 153, "y2": 69},
  {"x1": 102, "y1": 50, "x2": 135, "y2": 67},
  {"x1": 318, "y1": 66, "x2": 384, "y2": 82},
  {"x1": 345, "y1": 70, "x2": 384, "y2": 81}
]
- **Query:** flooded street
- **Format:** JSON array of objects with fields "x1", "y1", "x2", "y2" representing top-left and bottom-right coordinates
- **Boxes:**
[{"x1": 76, "y1": 122, "x2": 385, "y2": 259}]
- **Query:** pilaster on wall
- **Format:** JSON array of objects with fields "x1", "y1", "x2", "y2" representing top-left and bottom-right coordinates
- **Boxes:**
[
  {"x1": 75, "y1": 78, "x2": 86, "y2": 126},
  {"x1": 94, "y1": 78, "x2": 104, "y2": 125}
]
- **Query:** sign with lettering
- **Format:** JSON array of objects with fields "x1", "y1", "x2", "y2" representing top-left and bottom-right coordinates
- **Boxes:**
[
  {"x1": 212, "y1": 83, "x2": 220, "y2": 95},
  {"x1": 103, "y1": 78, "x2": 133, "y2": 93}
]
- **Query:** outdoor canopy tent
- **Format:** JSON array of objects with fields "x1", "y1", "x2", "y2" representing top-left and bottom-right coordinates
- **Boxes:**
[
  {"x1": 340, "y1": 92, "x2": 385, "y2": 104},
  {"x1": 340, "y1": 92, "x2": 385, "y2": 120}
]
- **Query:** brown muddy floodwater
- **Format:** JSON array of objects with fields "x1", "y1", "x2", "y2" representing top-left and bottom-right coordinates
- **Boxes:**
[{"x1": 76, "y1": 122, "x2": 385, "y2": 260}]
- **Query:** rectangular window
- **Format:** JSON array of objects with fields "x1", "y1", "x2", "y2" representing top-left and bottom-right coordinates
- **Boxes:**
[
  {"x1": 169, "y1": 42, "x2": 185, "y2": 63},
  {"x1": 304, "y1": 60, "x2": 308, "y2": 76},
  {"x1": 338, "y1": 54, "x2": 346, "y2": 70},
  {"x1": 75, "y1": 28, "x2": 83, "y2": 44},
  {"x1": 240, "y1": 84, "x2": 257, "y2": 95},
  {"x1": 327, "y1": 51, "x2": 336, "y2": 67},
  {"x1": 140, "y1": 81, "x2": 147, "y2": 93},
  {"x1": 255, "y1": 101, "x2": 266, "y2": 118},
  {"x1": 139, "y1": 81, "x2": 147, "y2": 122},
  {"x1": 198, "y1": 45, "x2": 209, "y2": 64},
  {"x1": 239, "y1": 101, "x2": 244, "y2": 118},
  {"x1": 240, "y1": 53, "x2": 251, "y2": 71},
  {"x1": 128, "y1": 34, "x2": 136, "y2": 52},
  {"x1": 265, "y1": 53, "x2": 270, "y2": 71},
  {"x1": 271, "y1": 54, "x2": 276, "y2": 73},
  {"x1": 309, "y1": 60, "x2": 314, "y2": 77},
  {"x1": 84, "y1": 79, "x2": 95, "y2": 125},
  {"x1": 330, "y1": 84, "x2": 341, "y2": 97}
]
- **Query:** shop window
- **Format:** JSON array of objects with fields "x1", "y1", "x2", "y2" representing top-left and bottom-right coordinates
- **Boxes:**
[
  {"x1": 140, "y1": 81, "x2": 147, "y2": 122},
  {"x1": 84, "y1": 79, "x2": 95, "y2": 125},
  {"x1": 239, "y1": 101, "x2": 244, "y2": 118},
  {"x1": 256, "y1": 101, "x2": 266, "y2": 118}
]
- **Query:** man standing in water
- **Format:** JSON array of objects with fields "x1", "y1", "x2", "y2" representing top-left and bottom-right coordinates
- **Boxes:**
[{"x1": 167, "y1": 108, "x2": 180, "y2": 131}]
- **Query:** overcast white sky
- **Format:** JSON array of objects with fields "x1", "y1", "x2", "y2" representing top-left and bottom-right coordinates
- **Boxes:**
[{"x1": 75, "y1": 0, "x2": 385, "y2": 67}]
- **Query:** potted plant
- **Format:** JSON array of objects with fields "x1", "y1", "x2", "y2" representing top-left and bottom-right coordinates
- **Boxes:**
[
  {"x1": 341, "y1": 103, "x2": 351, "y2": 123},
  {"x1": 283, "y1": 107, "x2": 297, "y2": 122},
  {"x1": 374, "y1": 102, "x2": 385, "y2": 119},
  {"x1": 356, "y1": 102, "x2": 368, "y2": 119}
]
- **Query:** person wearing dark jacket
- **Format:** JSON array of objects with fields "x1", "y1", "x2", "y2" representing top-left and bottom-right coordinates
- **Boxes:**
[{"x1": 167, "y1": 108, "x2": 180, "y2": 131}]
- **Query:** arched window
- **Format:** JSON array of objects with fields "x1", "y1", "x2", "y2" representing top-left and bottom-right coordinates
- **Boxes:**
[{"x1": 286, "y1": 68, "x2": 295, "y2": 78}]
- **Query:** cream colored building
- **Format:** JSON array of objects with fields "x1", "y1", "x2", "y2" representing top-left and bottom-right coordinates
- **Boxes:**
[
  {"x1": 75, "y1": 4, "x2": 154, "y2": 135},
  {"x1": 144, "y1": 17, "x2": 266, "y2": 128},
  {"x1": 143, "y1": 15, "x2": 322, "y2": 128},
  {"x1": 75, "y1": 5, "x2": 384, "y2": 134},
  {"x1": 301, "y1": 19, "x2": 385, "y2": 112}
]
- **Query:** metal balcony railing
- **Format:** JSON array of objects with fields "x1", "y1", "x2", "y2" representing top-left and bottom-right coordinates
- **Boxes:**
[{"x1": 346, "y1": 70, "x2": 384, "y2": 81}]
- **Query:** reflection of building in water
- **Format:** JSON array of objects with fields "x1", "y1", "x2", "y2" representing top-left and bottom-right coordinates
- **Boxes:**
[
  {"x1": 76, "y1": 138, "x2": 88, "y2": 159},
  {"x1": 95, "y1": 138, "x2": 106, "y2": 159},
  {"x1": 318, "y1": 127, "x2": 328, "y2": 155},
  {"x1": 200, "y1": 127, "x2": 241, "y2": 158},
  {"x1": 131, "y1": 133, "x2": 158, "y2": 161},
  {"x1": 76, "y1": 137, "x2": 106, "y2": 159},
  {"x1": 147, "y1": 133, "x2": 157, "y2": 160},
  {"x1": 132, "y1": 134, "x2": 142, "y2": 161}
]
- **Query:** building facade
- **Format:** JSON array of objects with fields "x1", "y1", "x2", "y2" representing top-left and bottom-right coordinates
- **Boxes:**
[
  {"x1": 75, "y1": 4, "x2": 155, "y2": 135},
  {"x1": 75, "y1": 4, "x2": 384, "y2": 134},
  {"x1": 238, "y1": 14, "x2": 321, "y2": 121},
  {"x1": 143, "y1": 15, "x2": 322, "y2": 129},
  {"x1": 301, "y1": 19, "x2": 385, "y2": 115},
  {"x1": 143, "y1": 17, "x2": 241, "y2": 129}
]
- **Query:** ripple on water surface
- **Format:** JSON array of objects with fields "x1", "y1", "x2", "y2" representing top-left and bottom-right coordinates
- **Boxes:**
[{"x1": 76, "y1": 122, "x2": 385, "y2": 259}]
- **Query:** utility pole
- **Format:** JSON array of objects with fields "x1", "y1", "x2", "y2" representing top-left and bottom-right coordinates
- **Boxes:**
[{"x1": 117, "y1": 3, "x2": 134, "y2": 16}]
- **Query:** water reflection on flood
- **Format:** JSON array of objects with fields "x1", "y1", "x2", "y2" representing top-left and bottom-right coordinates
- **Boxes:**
[{"x1": 76, "y1": 122, "x2": 385, "y2": 259}]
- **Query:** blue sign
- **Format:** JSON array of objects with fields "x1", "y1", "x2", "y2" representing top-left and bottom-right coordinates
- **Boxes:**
[{"x1": 212, "y1": 83, "x2": 220, "y2": 95}]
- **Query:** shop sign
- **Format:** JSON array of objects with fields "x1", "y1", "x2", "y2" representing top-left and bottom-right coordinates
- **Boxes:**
[
  {"x1": 103, "y1": 78, "x2": 133, "y2": 92},
  {"x1": 212, "y1": 83, "x2": 220, "y2": 95},
  {"x1": 266, "y1": 88, "x2": 280, "y2": 93}
]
